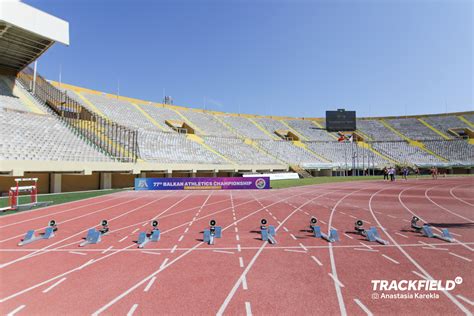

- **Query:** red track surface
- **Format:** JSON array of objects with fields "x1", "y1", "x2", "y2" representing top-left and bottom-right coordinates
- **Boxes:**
[{"x1": 0, "y1": 178, "x2": 473, "y2": 315}]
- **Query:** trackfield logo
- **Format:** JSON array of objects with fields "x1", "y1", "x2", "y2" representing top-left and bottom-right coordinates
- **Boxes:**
[
  {"x1": 370, "y1": 277, "x2": 463, "y2": 300},
  {"x1": 372, "y1": 276, "x2": 462, "y2": 292}
]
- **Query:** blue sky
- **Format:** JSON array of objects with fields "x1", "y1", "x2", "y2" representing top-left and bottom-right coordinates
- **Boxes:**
[{"x1": 24, "y1": 0, "x2": 472, "y2": 117}]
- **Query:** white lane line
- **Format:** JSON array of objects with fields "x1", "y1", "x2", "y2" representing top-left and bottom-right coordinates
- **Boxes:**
[
  {"x1": 343, "y1": 233, "x2": 354, "y2": 240},
  {"x1": 290, "y1": 234, "x2": 297, "y2": 240},
  {"x1": 126, "y1": 304, "x2": 138, "y2": 316},
  {"x1": 77, "y1": 259, "x2": 94, "y2": 270},
  {"x1": 349, "y1": 215, "x2": 357, "y2": 219},
  {"x1": 418, "y1": 241, "x2": 435, "y2": 248},
  {"x1": 242, "y1": 276, "x2": 248, "y2": 290},
  {"x1": 269, "y1": 212, "x2": 273, "y2": 216},
  {"x1": 450, "y1": 232, "x2": 462, "y2": 237},
  {"x1": 160, "y1": 258, "x2": 169, "y2": 269},
  {"x1": 6, "y1": 305, "x2": 26, "y2": 316},
  {"x1": 412, "y1": 270, "x2": 429, "y2": 280},
  {"x1": 387, "y1": 215, "x2": 397, "y2": 219},
  {"x1": 395, "y1": 232, "x2": 409, "y2": 238},
  {"x1": 360, "y1": 242, "x2": 372, "y2": 250},
  {"x1": 237, "y1": 244, "x2": 241, "y2": 252},
  {"x1": 234, "y1": 227, "x2": 238, "y2": 233},
  {"x1": 403, "y1": 219, "x2": 410, "y2": 223},
  {"x1": 328, "y1": 273, "x2": 344, "y2": 288},
  {"x1": 299, "y1": 243, "x2": 308, "y2": 252},
  {"x1": 42, "y1": 277, "x2": 67, "y2": 293},
  {"x1": 212, "y1": 250, "x2": 234, "y2": 255},
  {"x1": 141, "y1": 251, "x2": 161, "y2": 256},
  {"x1": 102, "y1": 246, "x2": 113, "y2": 254},
  {"x1": 382, "y1": 254, "x2": 400, "y2": 264},
  {"x1": 142, "y1": 222, "x2": 148, "y2": 227},
  {"x1": 178, "y1": 235, "x2": 184, "y2": 242},
  {"x1": 119, "y1": 236, "x2": 128, "y2": 243},
  {"x1": 449, "y1": 252, "x2": 472, "y2": 262},
  {"x1": 184, "y1": 227, "x2": 189, "y2": 233},
  {"x1": 456, "y1": 295, "x2": 474, "y2": 306},
  {"x1": 354, "y1": 299, "x2": 373, "y2": 316},
  {"x1": 311, "y1": 256, "x2": 323, "y2": 266},
  {"x1": 245, "y1": 302, "x2": 252, "y2": 316},
  {"x1": 236, "y1": 235, "x2": 240, "y2": 241},
  {"x1": 284, "y1": 249, "x2": 306, "y2": 253},
  {"x1": 340, "y1": 212, "x2": 347, "y2": 215},
  {"x1": 170, "y1": 245, "x2": 177, "y2": 253},
  {"x1": 68, "y1": 251, "x2": 87, "y2": 256},
  {"x1": 192, "y1": 217, "x2": 196, "y2": 221},
  {"x1": 353, "y1": 248, "x2": 379, "y2": 252},
  {"x1": 131, "y1": 228, "x2": 139, "y2": 234},
  {"x1": 143, "y1": 277, "x2": 156, "y2": 292},
  {"x1": 277, "y1": 221, "x2": 282, "y2": 225},
  {"x1": 283, "y1": 227, "x2": 289, "y2": 232},
  {"x1": 422, "y1": 247, "x2": 448, "y2": 251},
  {"x1": 188, "y1": 222, "x2": 193, "y2": 227},
  {"x1": 239, "y1": 257, "x2": 244, "y2": 268},
  {"x1": 233, "y1": 216, "x2": 236, "y2": 221},
  {"x1": 319, "y1": 220, "x2": 327, "y2": 225}
]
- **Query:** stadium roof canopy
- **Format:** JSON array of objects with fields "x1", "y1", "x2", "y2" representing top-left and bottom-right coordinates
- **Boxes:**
[{"x1": 0, "y1": 1, "x2": 69, "y2": 72}]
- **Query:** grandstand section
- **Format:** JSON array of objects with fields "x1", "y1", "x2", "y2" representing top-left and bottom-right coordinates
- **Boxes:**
[
  {"x1": 386, "y1": 117, "x2": 445, "y2": 140},
  {"x1": 423, "y1": 115, "x2": 471, "y2": 139},
  {"x1": 285, "y1": 119, "x2": 335, "y2": 141},
  {"x1": 256, "y1": 140, "x2": 325, "y2": 164}
]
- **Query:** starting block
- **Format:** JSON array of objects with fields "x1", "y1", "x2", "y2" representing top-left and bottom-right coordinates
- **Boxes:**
[
  {"x1": 366, "y1": 227, "x2": 389, "y2": 245},
  {"x1": 411, "y1": 217, "x2": 454, "y2": 243},
  {"x1": 203, "y1": 220, "x2": 222, "y2": 245},
  {"x1": 310, "y1": 217, "x2": 339, "y2": 243},
  {"x1": 354, "y1": 220, "x2": 389, "y2": 245},
  {"x1": 79, "y1": 220, "x2": 109, "y2": 247},
  {"x1": 260, "y1": 219, "x2": 277, "y2": 244},
  {"x1": 18, "y1": 220, "x2": 57, "y2": 246},
  {"x1": 137, "y1": 220, "x2": 161, "y2": 248}
]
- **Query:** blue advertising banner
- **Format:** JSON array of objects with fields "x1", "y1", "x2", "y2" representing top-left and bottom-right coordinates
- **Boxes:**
[{"x1": 135, "y1": 177, "x2": 270, "y2": 191}]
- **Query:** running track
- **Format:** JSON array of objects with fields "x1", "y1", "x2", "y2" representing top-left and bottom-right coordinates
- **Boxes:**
[{"x1": 0, "y1": 177, "x2": 473, "y2": 315}]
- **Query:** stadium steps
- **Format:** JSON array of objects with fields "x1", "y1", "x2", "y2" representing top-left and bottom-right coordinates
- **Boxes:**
[
  {"x1": 458, "y1": 115, "x2": 474, "y2": 129},
  {"x1": 289, "y1": 164, "x2": 313, "y2": 178},
  {"x1": 130, "y1": 102, "x2": 167, "y2": 131},
  {"x1": 355, "y1": 129, "x2": 373, "y2": 141},
  {"x1": 71, "y1": 120, "x2": 142, "y2": 162},
  {"x1": 2, "y1": 76, "x2": 45, "y2": 114},
  {"x1": 172, "y1": 109, "x2": 205, "y2": 135},
  {"x1": 213, "y1": 115, "x2": 246, "y2": 138},
  {"x1": 247, "y1": 118, "x2": 280, "y2": 140},
  {"x1": 418, "y1": 118, "x2": 450, "y2": 140},
  {"x1": 280, "y1": 120, "x2": 309, "y2": 141},
  {"x1": 380, "y1": 119, "x2": 449, "y2": 162},
  {"x1": 243, "y1": 138, "x2": 288, "y2": 165},
  {"x1": 357, "y1": 141, "x2": 397, "y2": 165},
  {"x1": 70, "y1": 90, "x2": 107, "y2": 118},
  {"x1": 186, "y1": 134, "x2": 236, "y2": 164},
  {"x1": 293, "y1": 141, "x2": 331, "y2": 162},
  {"x1": 311, "y1": 120, "x2": 339, "y2": 140}
]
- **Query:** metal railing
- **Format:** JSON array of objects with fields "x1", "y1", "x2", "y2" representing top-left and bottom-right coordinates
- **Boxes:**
[{"x1": 17, "y1": 67, "x2": 139, "y2": 163}]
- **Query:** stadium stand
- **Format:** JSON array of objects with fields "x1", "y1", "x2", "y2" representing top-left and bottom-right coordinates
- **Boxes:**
[
  {"x1": 386, "y1": 118, "x2": 444, "y2": 140},
  {"x1": 179, "y1": 110, "x2": 236, "y2": 137},
  {"x1": 79, "y1": 93, "x2": 157, "y2": 130},
  {"x1": 0, "y1": 76, "x2": 32, "y2": 112},
  {"x1": 305, "y1": 141, "x2": 389, "y2": 166},
  {"x1": 256, "y1": 140, "x2": 324, "y2": 164},
  {"x1": 371, "y1": 141, "x2": 444, "y2": 165},
  {"x1": 0, "y1": 108, "x2": 111, "y2": 162},
  {"x1": 285, "y1": 119, "x2": 335, "y2": 141},
  {"x1": 219, "y1": 115, "x2": 273, "y2": 139},
  {"x1": 204, "y1": 136, "x2": 280, "y2": 165},
  {"x1": 423, "y1": 140, "x2": 473, "y2": 165},
  {"x1": 422, "y1": 116, "x2": 470, "y2": 139},
  {"x1": 357, "y1": 119, "x2": 403, "y2": 141},
  {"x1": 138, "y1": 130, "x2": 225, "y2": 164}
]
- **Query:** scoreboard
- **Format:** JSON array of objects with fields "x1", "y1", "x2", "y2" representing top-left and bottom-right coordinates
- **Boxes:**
[{"x1": 326, "y1": 109, "x2": 356, "y2": 132}]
